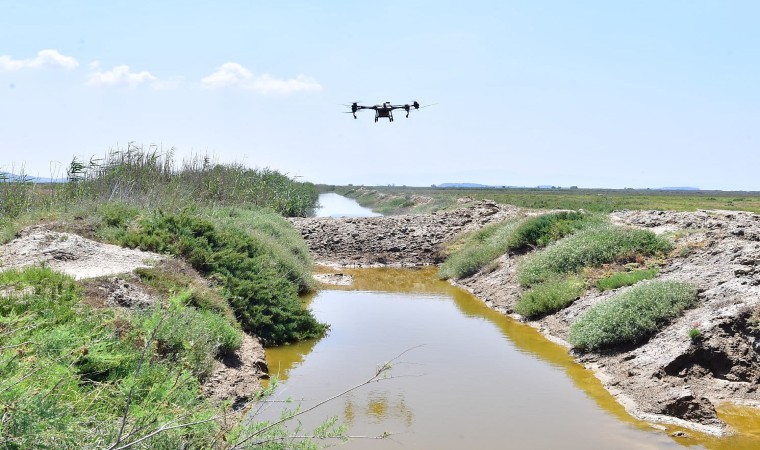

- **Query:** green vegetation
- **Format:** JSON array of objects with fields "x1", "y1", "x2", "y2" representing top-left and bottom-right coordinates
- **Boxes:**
[
  {"x1": 517, "y1": 225, "x2": 672, "y2": 286},
  {"x1": 0, "y1": 145, "x2": 338, "y2": 448},
  {"x1": 514, "y1": 276, "x2": 584, "y2": 318},
  {"x1": 116, "y1": 211, "x2": 325, "y2": 345},
  {"x1": 569, "y1": 280, "x2": 698, "y2": 350},
  {"x1": 438, "y1": 211, "x2": 598, "y2": 280},
  {"x1": 509, "y1": 211, "x2": 596, "y2": 249},
  {"x1": 333, "y1": 185, "x2": 760, "y2": 216},
  {"x1": 0, "y1": 267, "x2": 220, "y2": 448},
  {"x1": 596, "y1": 268, "x2": 659, "y2": 291},
  {"x1": 688, "y1": 328, "x2": 703, "y2": 342},
  {"x1": 438, "y1": 220, "x2": 521, "y2": 279}
]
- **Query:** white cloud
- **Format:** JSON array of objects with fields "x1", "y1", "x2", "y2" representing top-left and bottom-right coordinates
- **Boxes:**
[
  {"x1": 87, "y1": 65, "x2": 158, "y2": 88},
  {"x1": 0, "y1": 49, "x2": 79, "y2": 71},
  {"x1": 201, "y1": 62, "x2": 322, "y2": 94}
]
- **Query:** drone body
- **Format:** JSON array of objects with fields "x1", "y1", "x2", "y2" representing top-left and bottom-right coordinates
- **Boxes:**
[{"x1": 346, "y1": 101, "x2": 423, "y2": 122}]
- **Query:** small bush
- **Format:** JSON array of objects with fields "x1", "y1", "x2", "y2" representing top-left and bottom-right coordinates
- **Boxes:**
[
  {"x1": 135, "y1": 262, "x2": 237, "y2": 325},
  {"x1": 136, "y1": 293, "x2": 242, "y2": 378},
  {"x1": 507, "y1": 211, "x2": 597, "y2": 249},
  {"x1": 688, "y1": 328, "x2": 702, "y2": 342},
  {"x1": 98, "y1": 201, "x2": 140, "y2": 228},
  {"x1": 514, "y1": 276, "x2": 584, "y2": 318},
  {"x1": 569, "y1": 280, "x2": 697, "y2": 350},
  {"x1": 438, "y1": 220, "x2": 520, "y2": 279},
  {"x1": 596, "y1": 268, "x2": 659, "y2": 291},
  {"x1": 518, "y1": 225, "x2": 672, "y2": 286},
  {"x1": 119, "y1": 211, "x2": 326, "y2": 345}
]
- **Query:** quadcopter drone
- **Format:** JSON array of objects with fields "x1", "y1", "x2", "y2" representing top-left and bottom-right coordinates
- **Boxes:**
[{"x1": 344, "y1": 101, "x2": 428, "y2": 122}]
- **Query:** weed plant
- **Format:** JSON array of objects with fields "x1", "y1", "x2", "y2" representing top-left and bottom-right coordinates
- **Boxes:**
[
  {"x1": 568, "y1": 280, "x2": 697, "y2": 350},
  {"x1": 514, "y1": 276, "x2": 585, "y2": 318},
  {"x1": 517, "y1": 225, "x2": 672, "y2": 286},
  {"x1": 596, "y1": 268, "x2": 659, "y2": 291}
]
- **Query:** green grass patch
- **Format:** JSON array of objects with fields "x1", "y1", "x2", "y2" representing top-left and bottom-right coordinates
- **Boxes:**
[
  {"x1": 514, "y1": 276, "x2": 585, "y2": 318},
  {"x1": 438, "y1": 220, "x2": 521, "y2": 279},
  {"x1": 568, "y1": 280, "x2": 698, "y2": 350},
  {"x1": 0, "y1": 267, "x2": 220, "y2": 448},
  {"x1": 596, "y1": 268, "x2": 659, "y2": 291},
  {"x1": 334, "y1": 185, "x2": 760, "y2": 215},
  {"x1": 517, "y1": 225, "x2": 672, "y2": 286},
  {"x1": 438, "y1": 211, "x2": 599, "y2": 280},
  {"x1": 508, "y1": 211, "x2": 598, "y2": 249}
]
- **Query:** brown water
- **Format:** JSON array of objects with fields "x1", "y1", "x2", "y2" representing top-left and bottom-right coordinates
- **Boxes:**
[{"x1": 261, "y1": 268, "x2": 760, "y2": 449}]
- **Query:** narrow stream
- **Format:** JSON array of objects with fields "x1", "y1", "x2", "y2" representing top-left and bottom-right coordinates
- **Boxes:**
[
  {"x1": 314, "y1": 192, "x2": 382, "y2": 218},
  {"x1": 260, "y1": 195, "x2": 760, "y2": 449}
]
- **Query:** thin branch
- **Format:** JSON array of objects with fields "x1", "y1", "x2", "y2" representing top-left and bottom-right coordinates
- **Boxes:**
[
  {"x1": 230, "y1": 345, "x2": 423, "y2": 450},
  {"x1": 108, "y1": 312, "x2": 165, "y2": 449},
  {"x1": 107, "y1": 416, "x2": 219, "y2": 450},
  {"x1": 0, "y1": 341, "x2": 31, "y2": 351}
]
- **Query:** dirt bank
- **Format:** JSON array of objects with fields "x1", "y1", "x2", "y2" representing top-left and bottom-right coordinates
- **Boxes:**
[
  {"x1": 293, "y1": 204, "x2": 760, "y2": 435},
  {"x1": 0, "y1": 225, "x2": 267, "y2": 407},
  {"x1": 290, "y1": 200, "x2": 523, "y2": 266}
]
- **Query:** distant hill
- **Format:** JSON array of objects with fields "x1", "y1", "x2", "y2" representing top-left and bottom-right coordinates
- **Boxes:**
[
  {"x1": 437, "y1": 183, "x2": 490, "y2": 188},
  {"x1": 0, "y1": 172, "x2": 65, "y2": 183},
  {"x1": 658, "y1": 187, "x2": 700, "y2": 191}
]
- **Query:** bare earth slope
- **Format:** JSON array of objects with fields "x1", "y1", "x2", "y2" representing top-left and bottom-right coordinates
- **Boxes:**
[
  {"x1": 290, "y1": 200, "x2": 522, "y2": 266},
  {"x1": 293, "y1": 204, "x2": 760, "y2": 435}
]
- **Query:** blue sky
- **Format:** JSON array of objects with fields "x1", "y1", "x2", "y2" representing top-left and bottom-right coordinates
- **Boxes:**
[{"x1": 1, "y1": 1, "x2": 758, "y2": 190}]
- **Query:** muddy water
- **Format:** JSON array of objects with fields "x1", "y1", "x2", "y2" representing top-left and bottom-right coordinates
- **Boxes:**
[
  {"x1": 314, "y1": 193, "x2": 382, "y2": 218},
  {"x1": 262, "y1": 268, "x2": 760, "y2": 449}
]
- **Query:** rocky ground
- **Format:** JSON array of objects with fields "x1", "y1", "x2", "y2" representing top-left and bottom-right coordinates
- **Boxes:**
[
  {"x1": 294, "y1": 203, "x2": 760, "y2": 435},
  {"x1": 0, "y1": 225, "x2": 267, "y2": 407},
  {"x1": 289, "y1": 199, "x2": 523, "y2": 267}
]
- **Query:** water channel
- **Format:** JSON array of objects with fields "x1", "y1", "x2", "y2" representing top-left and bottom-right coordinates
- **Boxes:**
[{"x1": 258, "y1": 194, "x2": 760, "y2": 449}]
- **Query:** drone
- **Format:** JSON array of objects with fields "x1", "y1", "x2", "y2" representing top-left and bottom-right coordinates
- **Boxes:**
[{"x1": 345, "y1": 101, "x2": 428, "y2": 122}]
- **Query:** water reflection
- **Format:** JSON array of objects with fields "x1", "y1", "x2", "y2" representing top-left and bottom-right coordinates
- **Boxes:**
[{"x1": 314, "y1": 193, "x2": 382, "y2": 218}]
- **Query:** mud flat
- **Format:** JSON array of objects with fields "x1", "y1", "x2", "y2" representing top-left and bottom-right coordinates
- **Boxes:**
[{"x1": 293, "y1": 202, "x2": 760, "y2": 436}]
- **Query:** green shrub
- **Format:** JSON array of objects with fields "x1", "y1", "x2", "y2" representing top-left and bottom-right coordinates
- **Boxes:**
[
  {"x1": 136, "y1": 293, "x2": 242, "y2": 378},
  {"x1": 596, "y1": 268, "x2": 659, "y2": 291},
  {"x1": 134, "y1": 263, "x2": 238, "y2": 325},
  {"x1": 98, "y1": 201, "x2": 140, "y2": 228},
  {"x1": 438, "y1": 220, "x2": 521, "y2": 279},
  {"x1": 569, "y1": 280, "x2": 697, "y2": 350},
  {"x1": 119, "y1": 211, "x2": 326, "y2": 345},
  {"x1": 439, "y1": 212, "x2": 599, "y2": 280},
  {"x1": 507, "y1": 211, "x2": 597, "y2": 249},
  {"x1": 518, "y1": 225, "x2": 672, "y2": 286},
  {"x1": 688, "y1": 328, "x2": 702, "y2": 342},
  {"x1": 514, "y1": 276, "x2": 585, "y2": 318}
]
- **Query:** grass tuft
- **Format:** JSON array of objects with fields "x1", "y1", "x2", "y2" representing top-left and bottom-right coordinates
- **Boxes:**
[
  {"x1": 596, "y1": 267, "x2": 659, "y2": 291},
  {"x1": 517, "y1": 225, "x2": 672, "y2": 286},
  {"x1": 514, "y1": 276, "x2": 584, "y2": 318},
  {"x1": 569, "y1": 280, "x2": 697, "y2": 350}
]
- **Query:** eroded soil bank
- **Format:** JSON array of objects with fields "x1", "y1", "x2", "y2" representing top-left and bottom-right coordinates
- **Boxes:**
[{"x1": 291, "y1": 201, "x2": 760, "y2": 436}]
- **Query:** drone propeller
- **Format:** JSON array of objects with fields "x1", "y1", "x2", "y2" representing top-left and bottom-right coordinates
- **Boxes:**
[{"x1": 413, "y1": 101, "x2": 437, "y2": 109}]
